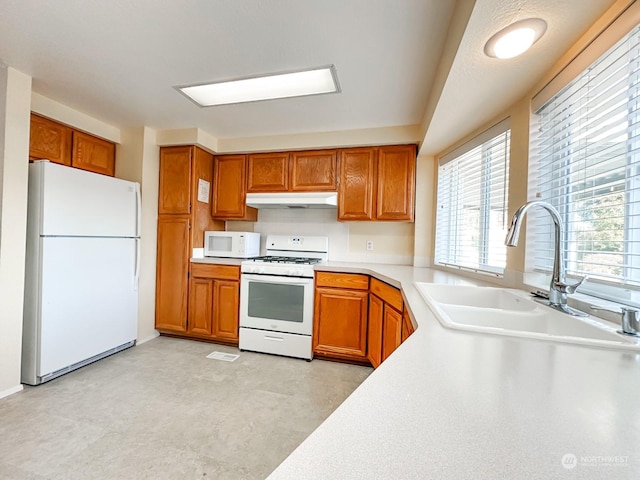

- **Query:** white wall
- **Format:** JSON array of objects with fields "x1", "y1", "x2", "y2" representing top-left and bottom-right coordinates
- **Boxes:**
[
  {"x1": 227, "y1": 209, "x2": 414, "y2": 264},
  {"x1": 0, "y1": 67, "x2": 32, "y2": 399}
]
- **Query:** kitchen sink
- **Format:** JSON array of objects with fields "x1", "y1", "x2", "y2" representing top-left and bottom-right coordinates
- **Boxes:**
[{"x1": 416, "y1": 283, "x2": 640, "y2": 350}]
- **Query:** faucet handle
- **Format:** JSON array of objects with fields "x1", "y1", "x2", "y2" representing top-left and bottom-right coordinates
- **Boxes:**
[
  {"x1": 590, "y1": 305, "x2": 640, "y2": 337},
  {"x1": 554, "y1": 275, "x2": 587, "y2": 294}
]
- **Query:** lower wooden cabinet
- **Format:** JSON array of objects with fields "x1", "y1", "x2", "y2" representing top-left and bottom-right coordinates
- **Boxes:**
[
  {"x1": 382, "y1": 305, "x2": 403, "y2": 361},
  {"x1": 186, "y1": 264, "x2": 241, "y2": 344},
  {"x1": 155, "y1": 216, "x2": 190, "y2": 332},
  {"x1": 367, "y1": 294, "x2": 384, "y2": 368},
  {"x1": 313, "y1": 273, "x2": 369, "y2": 361},
  {"x1": 313, "y1": 272, "x2": 416, "y2": 368}
]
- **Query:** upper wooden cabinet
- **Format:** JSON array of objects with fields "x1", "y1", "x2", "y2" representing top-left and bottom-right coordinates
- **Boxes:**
[
  {"x1": 29, "y1": 113, "x2": 116, "y2": 176},
  {"x1": 245, "y1": 149, "x2": 337, "y2": 193},
  {"x1": 290, "y1": 150, "x2": 337, "y2": 191},
  {"x1": 212, "y1": 155, "x2": 258, "y2": 221},
  {"x1": 247, "y1": 152, "x2": 290, "y2": 192},
  {"x1": 29, "y1": 114, "x2": 72, "y2": 166},
  {"x1": 376, "y1": 145, "x2": 416, "y2": 221},
  {"x1": 337, "y1": 148, "x2": 376, "y2": 220},
  {"x1": 338, "y1": 144, "x2": 416, "y2": 222},
  {"x1": 71, "y1": 131, "x2": 116, "y2": 176},
  {"x1": 158, "y1": 146, "x2": 192, "y2": 215}
]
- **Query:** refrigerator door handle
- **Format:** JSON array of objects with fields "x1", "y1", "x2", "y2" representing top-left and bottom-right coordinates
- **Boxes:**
[
  {"x1": 134, "y1": 238, "x2": 140, "y2": 291},
  {"x1": 135, "y1": 183, "x2": 142, "y2": 237}
]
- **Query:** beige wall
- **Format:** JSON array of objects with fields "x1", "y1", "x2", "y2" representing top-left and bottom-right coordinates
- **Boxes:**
[
  {"x1": 348, "y1": 223, "x2": 414, "y2": 265},
  {"x1": 117, "y1": 127, "x2": 160, "y2": 344},
  {"x1": 424, "y1": 0, "x2": 634, "y2": 288},
  {"x1": 0, "y1": 67, "x2": 31, "y2": 398}
]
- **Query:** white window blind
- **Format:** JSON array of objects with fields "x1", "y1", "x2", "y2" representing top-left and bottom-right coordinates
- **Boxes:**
[
  {"x1": 528, "y1": 23, "x2": 640, "y2": 301},
  {"x1": 435, "y1": 124, "x2": 511, "y2": 275}
]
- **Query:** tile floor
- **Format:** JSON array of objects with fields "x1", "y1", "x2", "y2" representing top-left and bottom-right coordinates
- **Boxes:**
[{"x1": 0, "y1": 336, "x2": 372, "y2": 480}]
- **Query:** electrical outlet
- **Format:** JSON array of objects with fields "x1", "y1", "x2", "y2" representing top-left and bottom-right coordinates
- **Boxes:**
[{"x1": 366, "y1": 240, "x2": 374, "y2": 251}]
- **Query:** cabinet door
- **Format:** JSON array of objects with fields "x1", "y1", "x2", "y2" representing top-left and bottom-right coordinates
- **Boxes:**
[
  {"x1": 188, "y1": 277, "x2": 213, "y2": 336},
  {"x1": 212, "y1": 155, "x2": 247, "y2": 218},
  {"x1": 71, "y1": 131, "x2": 116, "y2": 176},
  {"x1": 212, "y1": 280, "x2": 240, "y2": 342},
  {"x1": 402, "y1": 309, "x2": 415, "y2": 342},
  {"x1": 29, "y1": 113, "x2": 72, "y2": 166},
  {"x1": 158, "y1": 146, "x2": 192, "y2": 214},
  {"x1": 382, "y1": 305, "x2": 403, "y2": 361},
  {"x1": 337, "y1": 148, "x2": 376, "y2": 220},
  {"x1": 290, "y1": 150, "x2": 337, "y2": 191},
  {"x1": 367, "y1": 294, "x2": 384, "y2": 368},
  {"x1": 376, "y1": 145, "x2": 416, "y2": 221},
  {"x1": 155, "y1": 216, "x2": 190, "y2": 332},
  {"x1": 313, "y1": 287, "x2": 368, "y2": 360},
  {"x1": 247, "y1": 153, "x2": 289, "y2": 192}
]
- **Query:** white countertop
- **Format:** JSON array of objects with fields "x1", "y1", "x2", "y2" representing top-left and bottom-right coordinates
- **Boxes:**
[
  {"x1": 190, "y1": 257, "x2": 245, "y2": 266},
  {"x1": 267, "y1": 262, "x2": 640, "y2": 479}
]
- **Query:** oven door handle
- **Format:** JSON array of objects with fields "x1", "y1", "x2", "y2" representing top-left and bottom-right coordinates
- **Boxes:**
[{"x1": 241, "y1": 273, "x2": 313, "y2": 286}]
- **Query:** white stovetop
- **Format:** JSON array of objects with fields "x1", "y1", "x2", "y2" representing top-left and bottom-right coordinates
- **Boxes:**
[{"x1": 267, "y1": 262, "x2": 640, "y2": 479}]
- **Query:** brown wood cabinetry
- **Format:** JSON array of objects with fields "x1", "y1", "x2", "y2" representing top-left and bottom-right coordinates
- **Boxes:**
[
  {"x1": 155, "y1": 216, "x2": 190, "y2": 332},
  {"x1": 402, "y1": 309, "x2": 415, "y2": 342},
  {"x1": 187, "y1": 264, "x2": 241, "y2": 344},
  {"x1": 211, "y1": 155, "x2": 258, "y2": 221},
  {"x1": 247, "y1": 152, "x2": 290, "y2": 192},
  {"x1": 376, "y1": 145, "x2": 416, "y2": 221},
  {"x1": 369, "y1": 278, "x2": 404, "y2": 362},
  {"x1": 290, "y1": 150, "x2": 337, "y2": 191},
  {"x1": 158, "y1": 146, "x2": 192, "y2": 215},
  {"x1": 71, "y1": 131, "x2": 116, "y2": 176},
  {"x1": 29, "y1": 113, "x2": 116, "y2": 176},
  {"x1": 313, "y1": 271, "x2": 414, "y2": 368},
  {"x1": 338, "y1": 145, "x2": 416, "y2": 222},
  {"x1": 367, "y1": 293, "x2": 384, "y2": 368},
  {"x1": 29, "y1": 114, "x2": 72, "y2": 166},
  {"x1": 313, "y1": 272, "x2": 369, "y2": 361},
  {"x1": 337, "y1": 147, "x2": 376, "y2": 220},
  {"x1": 382, "y1": 305, "x2": 403, "y2": 361},
  {"x1": 155, "y1": 146, "x2": 223, "y2": 334}
]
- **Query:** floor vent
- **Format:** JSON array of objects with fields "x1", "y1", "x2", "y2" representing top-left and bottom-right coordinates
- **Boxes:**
[{"x1": 206, "y1": 351, "x2": 240, "y2": 362}]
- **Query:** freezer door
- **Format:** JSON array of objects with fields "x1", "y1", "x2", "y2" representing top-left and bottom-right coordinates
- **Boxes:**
[
  {"x1": 34, "y1": 161, "x2": 139, "y2": 237},
  {"x1": 38, "y1": 237, "x2": 138, "y2": 377}
]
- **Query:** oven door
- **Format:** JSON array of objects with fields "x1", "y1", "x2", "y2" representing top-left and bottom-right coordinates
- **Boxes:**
[{"x1": 240, "y1": 274, "x2": 314, "y2": 336}]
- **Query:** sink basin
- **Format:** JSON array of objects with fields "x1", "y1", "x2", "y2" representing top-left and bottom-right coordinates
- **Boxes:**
[{"x1": 416, "y1": 283, "x2": 640, "y2": 350}]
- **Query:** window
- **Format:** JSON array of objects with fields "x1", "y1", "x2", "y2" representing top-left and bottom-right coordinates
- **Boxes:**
[
  {"x1": 528, "y1": 24, "x2": 640, "y2": 303},
  {"x1": 435, "y1": 120, "x2": 511, "y2": 275}
]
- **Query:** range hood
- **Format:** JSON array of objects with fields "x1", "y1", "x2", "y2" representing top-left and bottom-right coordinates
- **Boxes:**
[{"x1": 246, "y1": 192, "x2": 338, "y2": 209}]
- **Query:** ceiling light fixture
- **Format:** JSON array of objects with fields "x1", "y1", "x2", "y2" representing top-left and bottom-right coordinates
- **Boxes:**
[
  {"x1": 484, "y1": 18, "x2": 547, "y2": 59},
  {"x1": 177, "y1": 65, "x2": 340, "y2": 107}
]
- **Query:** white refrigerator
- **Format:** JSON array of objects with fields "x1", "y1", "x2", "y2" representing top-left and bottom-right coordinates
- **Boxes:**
[{"x1": 22, "y1": 160, "x2": 140, "y2": 385}]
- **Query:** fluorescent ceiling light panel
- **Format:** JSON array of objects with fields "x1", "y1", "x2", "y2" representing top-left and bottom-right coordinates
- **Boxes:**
[{"x1": 178, "y1": 66, "x2": 340, "y2": 106}]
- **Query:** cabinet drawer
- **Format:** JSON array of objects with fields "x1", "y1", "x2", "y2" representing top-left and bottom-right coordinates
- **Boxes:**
[
  {"x1": 370, "y1": 277, "x2": 403, "y2": 311},
  {"x1": 316, "y1": 272, "x2": 369, "y2": 290},
  {"x1": 191, "y1": 263, "x2": 240, "y2": 280}
]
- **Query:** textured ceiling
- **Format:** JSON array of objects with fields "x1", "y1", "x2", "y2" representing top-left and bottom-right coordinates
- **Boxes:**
[
  {"x1": 0, "y1": 0, "x2": 618, "y2": 150},
  {"x1": 0, "y1": 0, "x2": 455, "y2": 139},
  {"x1": 422, "y1": 0, "x2": 616, "y2": 155}
]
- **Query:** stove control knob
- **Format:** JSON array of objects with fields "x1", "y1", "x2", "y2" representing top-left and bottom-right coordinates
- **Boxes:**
[
  {"x1": 288, "y1": 268, "x2": 303, "y2": 276},
  {"x1": 258, "y1": 267, "x2": 265, "y2": 274}
]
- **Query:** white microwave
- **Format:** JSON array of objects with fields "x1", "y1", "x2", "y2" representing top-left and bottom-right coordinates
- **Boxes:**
[{"x1": 204, "y1": 231, "x2": 260, "y2": 258}]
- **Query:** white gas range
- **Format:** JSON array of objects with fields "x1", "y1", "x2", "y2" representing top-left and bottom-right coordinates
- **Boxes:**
[{"x1": 239, "y1": 235, "x2": 328, "y2": 360}]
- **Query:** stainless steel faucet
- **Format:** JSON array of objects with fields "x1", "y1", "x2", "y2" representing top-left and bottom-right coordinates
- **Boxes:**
[{"x1": 505, "y1": 200, "x2": 587, "y2": 316}]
